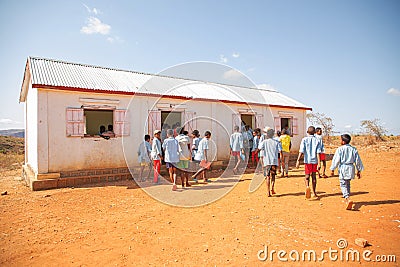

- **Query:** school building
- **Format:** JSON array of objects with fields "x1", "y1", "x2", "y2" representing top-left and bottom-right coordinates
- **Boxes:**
[{"x1": 19, "y1": 57, "x2": 311, "y2": 190}]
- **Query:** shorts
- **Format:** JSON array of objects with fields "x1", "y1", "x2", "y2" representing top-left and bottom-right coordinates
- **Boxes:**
[
  {"x1": 140, "y1": 161, "x2": 150, "y2": 167},
  {"x1": 320, "y1": 153, "x2": 326, "y2": 161},
  {"x1": 231, "y1": 151, "x2": 240, "y2": 157},
  {"x1": 165, "y1": 162, "x2": 176, "y2": 169},
  {"x1": 305, "y1": 163, "x2": 318, "y2": 175},
  {"x1": 176, "y1": 160, "x2": 189, "y2": 170},
  {"x1": 263, "y1": 165, "x2": 277, "y2": 177}
]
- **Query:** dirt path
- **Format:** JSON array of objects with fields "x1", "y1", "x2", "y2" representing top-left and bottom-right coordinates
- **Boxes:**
[{"x1": 0, "y1": 148, "x2": 399, "y2": 266}]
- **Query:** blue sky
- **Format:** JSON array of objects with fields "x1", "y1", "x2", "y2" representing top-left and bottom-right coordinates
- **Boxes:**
[{"x1": 1, "y1": 0, "x2": 399, "y2": 134}]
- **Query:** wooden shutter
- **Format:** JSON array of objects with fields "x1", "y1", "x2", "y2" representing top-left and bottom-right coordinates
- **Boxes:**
[
  {"x1": 114, "y1": 109, "x2": 130, "y2": 137},
  {"x1": 292, "y1": 117, "x2": 298, "y2": 135},
  {"x1": 255, "y1": 114, "x2": 263, "y2": 129},
  {"x1": 66, "y1": 108, "x2": 84, "y2": 137},
  {"x1": 184, "y1": 111, "x2": 196, "y2": 134},
  {"x1": 232, "y1": 113, "x2": 242, "y2": 132},
  {"x1": 148, "y1": 110, "x2": 161, "y2": 135},
  {"x1": 274, "y1": 117, "x2": 281, "y2": 133}
]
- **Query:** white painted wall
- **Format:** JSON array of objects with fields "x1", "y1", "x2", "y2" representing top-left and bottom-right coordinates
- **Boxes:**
[
  {"x1": 34, "y1": 88, "x2": 307, "y2": 173},
  {"x1": 25, "y1": 85, "x2": 38, "y2": 173}
]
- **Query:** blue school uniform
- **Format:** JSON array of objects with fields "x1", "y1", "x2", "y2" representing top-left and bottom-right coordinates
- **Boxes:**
[
  {"x1": 230, "y1": 132, "x2": 243, "y2": 152},
  {"x1": 299, "y1": 135, "x2": 323, "y2": 164},
  {"x1": 258, "y1": 138, "x2": 282, "y2": 166},
  {"x1": 330, "y1": 144, "x2": 364, "y2": 180},
  {"x1": 162, "y1": 137, "x2": 179, "y2": 163},
  {"x1": 330, "y1": 144, "x2": 364, "y2": 199}
]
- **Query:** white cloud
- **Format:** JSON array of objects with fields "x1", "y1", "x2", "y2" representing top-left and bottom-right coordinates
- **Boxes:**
[
  {"x1": 80, "y1": 17, "x2": 111, "y2": 35},
  {"x1": 387, "y1": 88, "x2": 400, "y2": 96},
  {"x1": 232, "y1": 52, "x2": 240, "y2": 58},
  {"x1": 246, "y1": 67, "x2": 255, "y2": 72},
  {"x1": 107, "y1": 36, "x2": 123, "y2": 43},
  {"x1": 219, "y1": 54, "x2": 228, "y2": 63},
  {"x1": 223, "y1": 69, "x2": 243, "y2": 80},
  {"x1": 344, "y1": 125, "x2": 352, "y2": 129},
  {"x1": 83, "y1": 4, "x2": 102, "y2": 15}
]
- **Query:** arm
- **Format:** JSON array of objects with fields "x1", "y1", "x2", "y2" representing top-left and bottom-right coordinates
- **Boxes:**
[
  {"x1": 296, "y1": 152, "x2": 303, "y2": 168},
  {"x1": 354, "y1": 149, "x2": 364, "y2": 179},
  {"x1": 329, "y1": 150, "x2": 340, "y2": 176}
]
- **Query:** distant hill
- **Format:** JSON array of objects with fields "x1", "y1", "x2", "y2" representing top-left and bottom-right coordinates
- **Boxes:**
[
  {"x1": 0, "y1": 129, "x2": 25, "y2": 138},
  {"x1": 0, "y1": 135, "x2": 24, "y2": 154}
]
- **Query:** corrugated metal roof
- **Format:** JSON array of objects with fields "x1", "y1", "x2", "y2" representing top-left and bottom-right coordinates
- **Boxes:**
[{"x1": 22, "y1": 57, "x2": 311, "y2": 109}]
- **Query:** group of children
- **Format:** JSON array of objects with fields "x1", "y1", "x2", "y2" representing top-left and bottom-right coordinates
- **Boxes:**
[
  {"x1": 256, "y1": 125, "x2": 363, "y2": 210},
  {"x1": 137, "y1": 127, "x2": 212, "y2": 191},
  {"x1": 138, "y1": 123, "x2": 365, "y2": 209}
]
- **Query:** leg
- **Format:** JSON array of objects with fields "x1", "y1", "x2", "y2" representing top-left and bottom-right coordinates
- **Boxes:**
[
  {"x1": 304, "y1": 173, "x2": 311, "y2": 199},
  {"x1": 146, "y1": 163, "x2": 152, "y2": 180},
  {"x1": 311, "y1": 172, "x2": 318, "y2": 198},
  {"x1": 233, "y1": 155, "x2": 241, "y2": 173},
  {"x1": 340, "y1": 179, "x2": 353, "y2": 209},
  {"x1": 270, "y1": 169, "x2": 276, "y2": 195},
  {"x1": 284, "y1": 153, "x2": 290, "y2": 176},
  {"x1": 139, "y1": 165, "x2": 144, "y2": 181},
  {"x1": 168, "y1": 167, "x2": 174, "y2": 183},
  {"x1": 266, "y1": 176, "x2": 271, "y2": 197},
  {"x1": 185, "y1": 172, "x2": 191, "y2": 187},
  {"x1": 153, "y1": 160, "x2": 160, "y2": 183},
  {"x1": 322, "y1": 160, "x2": 327, "y2": 177}
]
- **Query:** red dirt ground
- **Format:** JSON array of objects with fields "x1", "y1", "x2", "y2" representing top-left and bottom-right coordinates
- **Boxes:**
[{"x1": 0, "y1": 143, "x2": 399, "y2": 266}]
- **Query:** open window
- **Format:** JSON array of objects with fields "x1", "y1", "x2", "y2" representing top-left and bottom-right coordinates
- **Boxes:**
[
  {"x1": 66, "y1": 108, "x2": 130, "y2": 137},
  {"x1": 148, "y1": 110, "x2": 195, "y2": 140},
  {"x1": 274, "y1": 116, "x2": 298, "y2": 136}
]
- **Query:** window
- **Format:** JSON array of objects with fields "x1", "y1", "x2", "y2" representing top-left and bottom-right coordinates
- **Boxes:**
[
  {"x1": 274, "y1": 116, "x2": 298, "y2": 136},
  {"x1": 148, "y1": 110, "x2": 195, "y2": 140},
  {"x1": 84, "y1": 110, "x2": 113, "y2": 136},
  {"x1": 66, "y1": 108, "x2": 130, "y2": 137}
]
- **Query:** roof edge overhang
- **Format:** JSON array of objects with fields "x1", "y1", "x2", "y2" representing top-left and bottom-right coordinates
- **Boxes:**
[
  {"x1": 32, "y1": 84, "x2": 312, "y2": 111},
  {"x1": 19, "y1": 58, "x2": 31, "y2": 103}
]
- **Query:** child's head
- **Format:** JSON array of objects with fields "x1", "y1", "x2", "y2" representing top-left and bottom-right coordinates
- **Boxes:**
[
  {"x1": 204, "y1": 131, "x2": 211, "y2": 139},
  {"x1": 192, "y1": 129, "x2": 200, "y2": 138},
  {"x1": 144, "y1": 134, "x2": 150, "y2": 142},
  {"x1": 307, "y1": 126, "x2": 316, "y2": 135},
  {"x1": 176, "y1": 126, "x2": 184, "y2": 135},
  {"x1": 255, "y1": 128, "x2": 261, "y2": 136},
  {"x1": 234, "y1": 125, "x2": 240, "y2": 132},
  {"x1": 282, "y1": 128, "x2": 288, "y2": 135},
  {"x1": 316, "y1": 127, "x2": 322, "y2": 135},
  {"x1": 263, "y1": 127, "x2": 274, "y2": 139},
  {"x1": 183, "y1": 130, "x2": 189, "y2": 136},
  {"x1": 341, "y1": 134, "x2": 351, "y2": 144},
  {"x1": 154, "y1": 130, "x2": 161, "y2": 138},
  {"x1": 167, "y1": 129, "x2": 174, "y2": 137},
  {"x1": 276, "y1": 130, "x2": 281, "y2": 137}
]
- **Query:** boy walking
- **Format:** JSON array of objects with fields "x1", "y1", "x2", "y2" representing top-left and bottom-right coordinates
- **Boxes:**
[
  {"x1": 258, "y1": 127, "x2": 282, "y2": 197},
  {"x1": 163, "y1": 129, "x2": 180, "y2": 191},
  {"x1": 151, "y1": 130, "x2": 163, "y2": 184},
  {"x1": 316, "y1": 127, "x2": 328, "y2": 178},
  {"x1": 193, "y1": 131, "x2": 212, "y2": 183},
  {"x1": 137, "y1": 134, "x2": 152, "y2": 182},
  {"x1": 330, "y1": 134, "x2": 364, "y2": 210},
  {"x1": 296, "y1": 126, "x2": 323, "y2": 199},
  {"x1": 176, "y1": 128, "x2": 191, "y2": 187},
  {"x1": 279, "y1": 129, "x2": 291, "y2": 177},
  {"x1": 230, "y1": 125, "x2": 244, "y2": 174}
]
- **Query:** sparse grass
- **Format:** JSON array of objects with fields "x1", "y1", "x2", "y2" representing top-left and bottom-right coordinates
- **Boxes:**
[{"x1": 0, "y1": 136, "x2": 24, "y2": 170}]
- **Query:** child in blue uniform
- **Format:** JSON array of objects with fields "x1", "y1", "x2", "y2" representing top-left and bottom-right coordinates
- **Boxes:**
[{"x1": 330, "y1": 134, "x2": 364, "y2": 210}]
